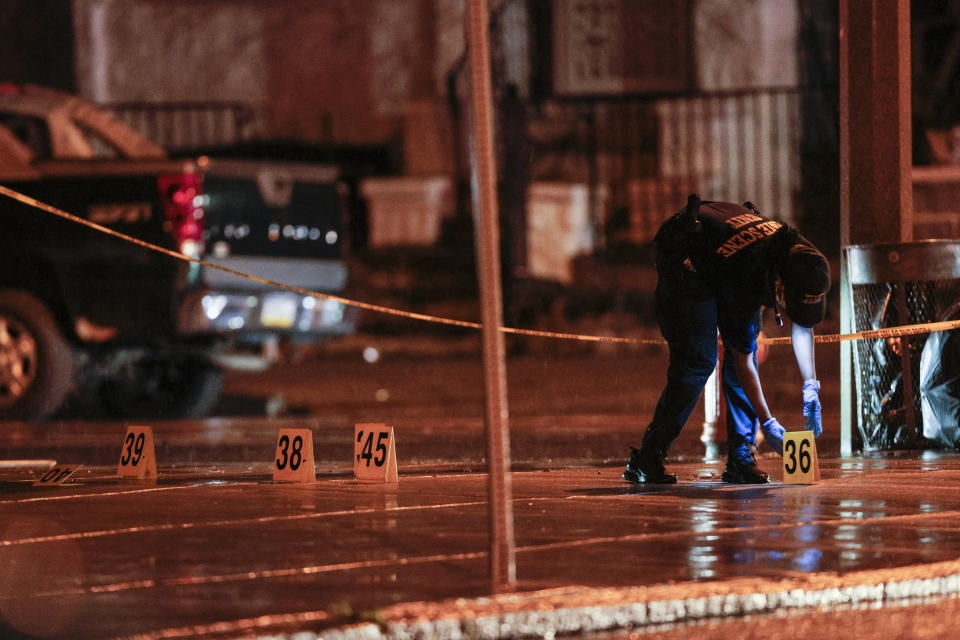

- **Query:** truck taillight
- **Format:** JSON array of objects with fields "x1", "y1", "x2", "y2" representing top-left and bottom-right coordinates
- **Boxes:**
[{"x1": 158, "y1": 173, "x2": 205, "y2": 258}]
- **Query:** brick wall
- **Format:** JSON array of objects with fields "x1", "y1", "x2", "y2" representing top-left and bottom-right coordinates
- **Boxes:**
[{"x1": 70, "y1": 0, "x2": 462, "y2": 148}]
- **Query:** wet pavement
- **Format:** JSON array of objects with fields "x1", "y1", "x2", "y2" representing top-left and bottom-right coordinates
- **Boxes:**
[
  {"x1": 1, "y1": 338, "x2": 958, "y2": 639},
  {"x1": 3, "y1": 415, "x2": 960, "y2": 639}
]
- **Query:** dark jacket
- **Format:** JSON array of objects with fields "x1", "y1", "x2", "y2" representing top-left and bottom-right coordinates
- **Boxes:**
[{"x1": 654, "y1": 200, "x2": 811, "y2": 312}]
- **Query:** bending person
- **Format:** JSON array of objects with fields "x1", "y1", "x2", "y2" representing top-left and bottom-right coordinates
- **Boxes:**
[{"x1": 623, "y1": 196, "x2": 829, "y2": 485}]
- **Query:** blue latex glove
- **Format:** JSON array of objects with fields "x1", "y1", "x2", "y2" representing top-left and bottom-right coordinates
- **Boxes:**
[
  {"x1": 802, "y1": 379, "x2": 822, "y2": 437},
  {"x1": 761, "y1": 417, "x2": 785, "y2": 455}
]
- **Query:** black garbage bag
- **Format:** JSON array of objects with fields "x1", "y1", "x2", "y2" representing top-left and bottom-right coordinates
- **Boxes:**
[{"x1": 920, "y1": 328, "x2": 960, "y2": 448}]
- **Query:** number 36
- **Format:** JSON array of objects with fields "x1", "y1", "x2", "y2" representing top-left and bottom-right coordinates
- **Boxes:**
[{"x1": 784, "y1": 437, "x2": 812, "y2": 474}]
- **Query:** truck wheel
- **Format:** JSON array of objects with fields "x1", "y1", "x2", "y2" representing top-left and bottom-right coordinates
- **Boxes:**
[
  {"x1": 0, "y1": 290, "x2": 74, "y2": 420},
  {"x1": 99, "y1": 353, "x2": 224, "y2": 420}
]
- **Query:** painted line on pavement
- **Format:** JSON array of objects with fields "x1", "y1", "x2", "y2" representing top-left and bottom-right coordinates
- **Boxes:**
[{"x1": 6, "y1": 491, "x2": 960, "y2": 600}]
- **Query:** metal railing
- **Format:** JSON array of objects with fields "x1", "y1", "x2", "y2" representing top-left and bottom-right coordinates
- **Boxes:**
[
  {"x1": 103, "y1": 101, "x2": 263, "y2": 151},
  {"x1": 528, "y1": 87, "x2": 806, "y2": 243}
]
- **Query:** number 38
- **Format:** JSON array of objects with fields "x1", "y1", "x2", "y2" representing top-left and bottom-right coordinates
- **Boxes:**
[{"x1": 275, "y1": 434, "x2": 304, "y2": 471}]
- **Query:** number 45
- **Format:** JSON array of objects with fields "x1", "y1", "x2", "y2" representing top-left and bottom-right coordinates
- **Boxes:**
[
  {"x1": 354, "y1": 424, "x2": 398, "y2": 484},
  {"x1": 357, "y1": 430, "x2": 388, "y2": 467}
]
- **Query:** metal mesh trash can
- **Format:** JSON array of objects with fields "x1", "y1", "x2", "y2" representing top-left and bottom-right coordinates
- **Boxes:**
[{"x1": 846, "y1": 241, "x2": 960, "y2": 450}]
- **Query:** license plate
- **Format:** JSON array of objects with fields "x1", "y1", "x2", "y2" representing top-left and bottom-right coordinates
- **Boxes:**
[{"x1": 260, "y1": 294, "x2": 298, "y2": 328}]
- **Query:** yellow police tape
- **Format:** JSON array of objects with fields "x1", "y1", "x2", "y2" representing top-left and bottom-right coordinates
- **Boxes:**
[
  {"x1": 3, "y1": 183, "x2": 958, "y2": 347},
  {"x1": 759, "y1": 319, "x2": 960, "y2": 345}
]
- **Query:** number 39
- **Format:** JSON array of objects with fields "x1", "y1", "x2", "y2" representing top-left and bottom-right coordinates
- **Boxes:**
[
  {"x1": 120, "y1": 432, "x2": 146, "y2": 467},
  {"x1": 784, "y1": 437, "x2": 812, "y2": 474}
]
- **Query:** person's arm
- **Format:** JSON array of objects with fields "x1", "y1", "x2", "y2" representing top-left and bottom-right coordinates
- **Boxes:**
[
  {"x1": 792, "y1": 323, "x2": 823, "y2": 436},
  {"x1": 731, "y1": 349, "x2": 772, "y2": 423},
  {"x1": 732, "y1": 347, "x2": 787, "y2": 453},
  {"x1": 791, "y1": 323, "x2": 816, "y2": 381}
]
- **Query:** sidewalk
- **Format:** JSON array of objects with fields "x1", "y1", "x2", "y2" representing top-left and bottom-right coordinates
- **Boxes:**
[{"x1": 3, "y1": 446, "x2": 960, "y2": 639}]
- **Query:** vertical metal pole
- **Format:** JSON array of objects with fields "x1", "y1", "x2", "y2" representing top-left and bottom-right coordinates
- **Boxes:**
[
  {"x1": 839, "y1": 0, "x2": 913, "y2": 453},
  {"x1": 466, "y1": 0, "x2": 516, "y2": 590},
  {"x1": 838, "y1": 0, "x2": 853, "y2": 456},
  {"x1": 700, "y1": 337, "x2": 723, "y2": 460},
  {"x1": 700, "y1": 363, "x2": 722, "y2": 460},
  {"x1": 894, "y1": 284, "x2": 919, "y2": 440}
]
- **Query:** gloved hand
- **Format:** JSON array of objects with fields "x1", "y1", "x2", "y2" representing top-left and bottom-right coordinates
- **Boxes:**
[
  {"x1": 761, "y1": 417, "x2": 785, "y2": 455},
  {"x1": 802, "y1": 379, "x2": 822, "y2": 437}
]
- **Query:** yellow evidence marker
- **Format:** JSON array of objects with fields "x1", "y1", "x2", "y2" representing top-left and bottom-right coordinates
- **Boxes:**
[
  {"x1": 782, "y1": 430, "x2": 820, "y2": 484},
  {"x1": 354, "y1": 423, "x2": 398, "y2": 484},
  {"x1": 272, "y1": 427, "x2": 316, "y2": 483},
  {"x1": 34, "y1": 464, "x2": 82, "y2": 486},
  {"x1": 117, "y1": 425, "x2": 157, "y2": 482}
]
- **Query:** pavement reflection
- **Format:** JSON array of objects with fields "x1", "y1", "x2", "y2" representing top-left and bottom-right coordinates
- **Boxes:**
[
  {"x1": 2, "y1": 347, "x2": 959, "y2": 638},
  {"x1": 1, "y1": 449, "x2": 960, "y2": 638}
]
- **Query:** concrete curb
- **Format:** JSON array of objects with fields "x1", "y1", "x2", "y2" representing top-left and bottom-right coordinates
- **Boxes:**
[{"x1": 304, "y1": 559, "x2": 960, "y2": 639}]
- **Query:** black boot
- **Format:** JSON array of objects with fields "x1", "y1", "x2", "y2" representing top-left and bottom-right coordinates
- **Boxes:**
[
  {"x1": 623, "y1": 446, "x2": 678, "y2": 484},
  {"x1": 721, "y1": 451, "x2": 769, "y2": 484}
]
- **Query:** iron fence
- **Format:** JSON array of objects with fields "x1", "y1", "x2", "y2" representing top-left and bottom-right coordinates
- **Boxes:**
[
  {"x1": 528, "y1": 88, "x2": 805, "y2": 243},
  {"x1": 847, "y1": 241, "x2": 960, "y2": 450},
  {"x1": 104, "y1": 101, "x2": 263, "y2": 151}
]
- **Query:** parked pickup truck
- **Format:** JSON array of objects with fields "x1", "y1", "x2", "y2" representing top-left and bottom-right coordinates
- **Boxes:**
[{"x1": 0, "y1": 84, "x2": 356, "y2": 420}]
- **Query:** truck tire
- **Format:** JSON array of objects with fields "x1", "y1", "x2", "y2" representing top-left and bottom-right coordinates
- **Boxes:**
[
  {"x1": 99, "y1": 352, "x2": 224, "y2": 420},
  {"x1": 0, "y1": 290, "x2": 74, "y2": 420}
]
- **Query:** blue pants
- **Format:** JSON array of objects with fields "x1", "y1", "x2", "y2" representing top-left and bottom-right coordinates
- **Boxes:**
[{"x1": 642, "y1": 269, "x2": 762, "y2": 462}]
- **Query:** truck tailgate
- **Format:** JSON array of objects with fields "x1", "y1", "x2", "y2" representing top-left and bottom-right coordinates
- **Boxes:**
[{"x1": 199, "y1": 158, "x2": 347, "y2": 272}]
